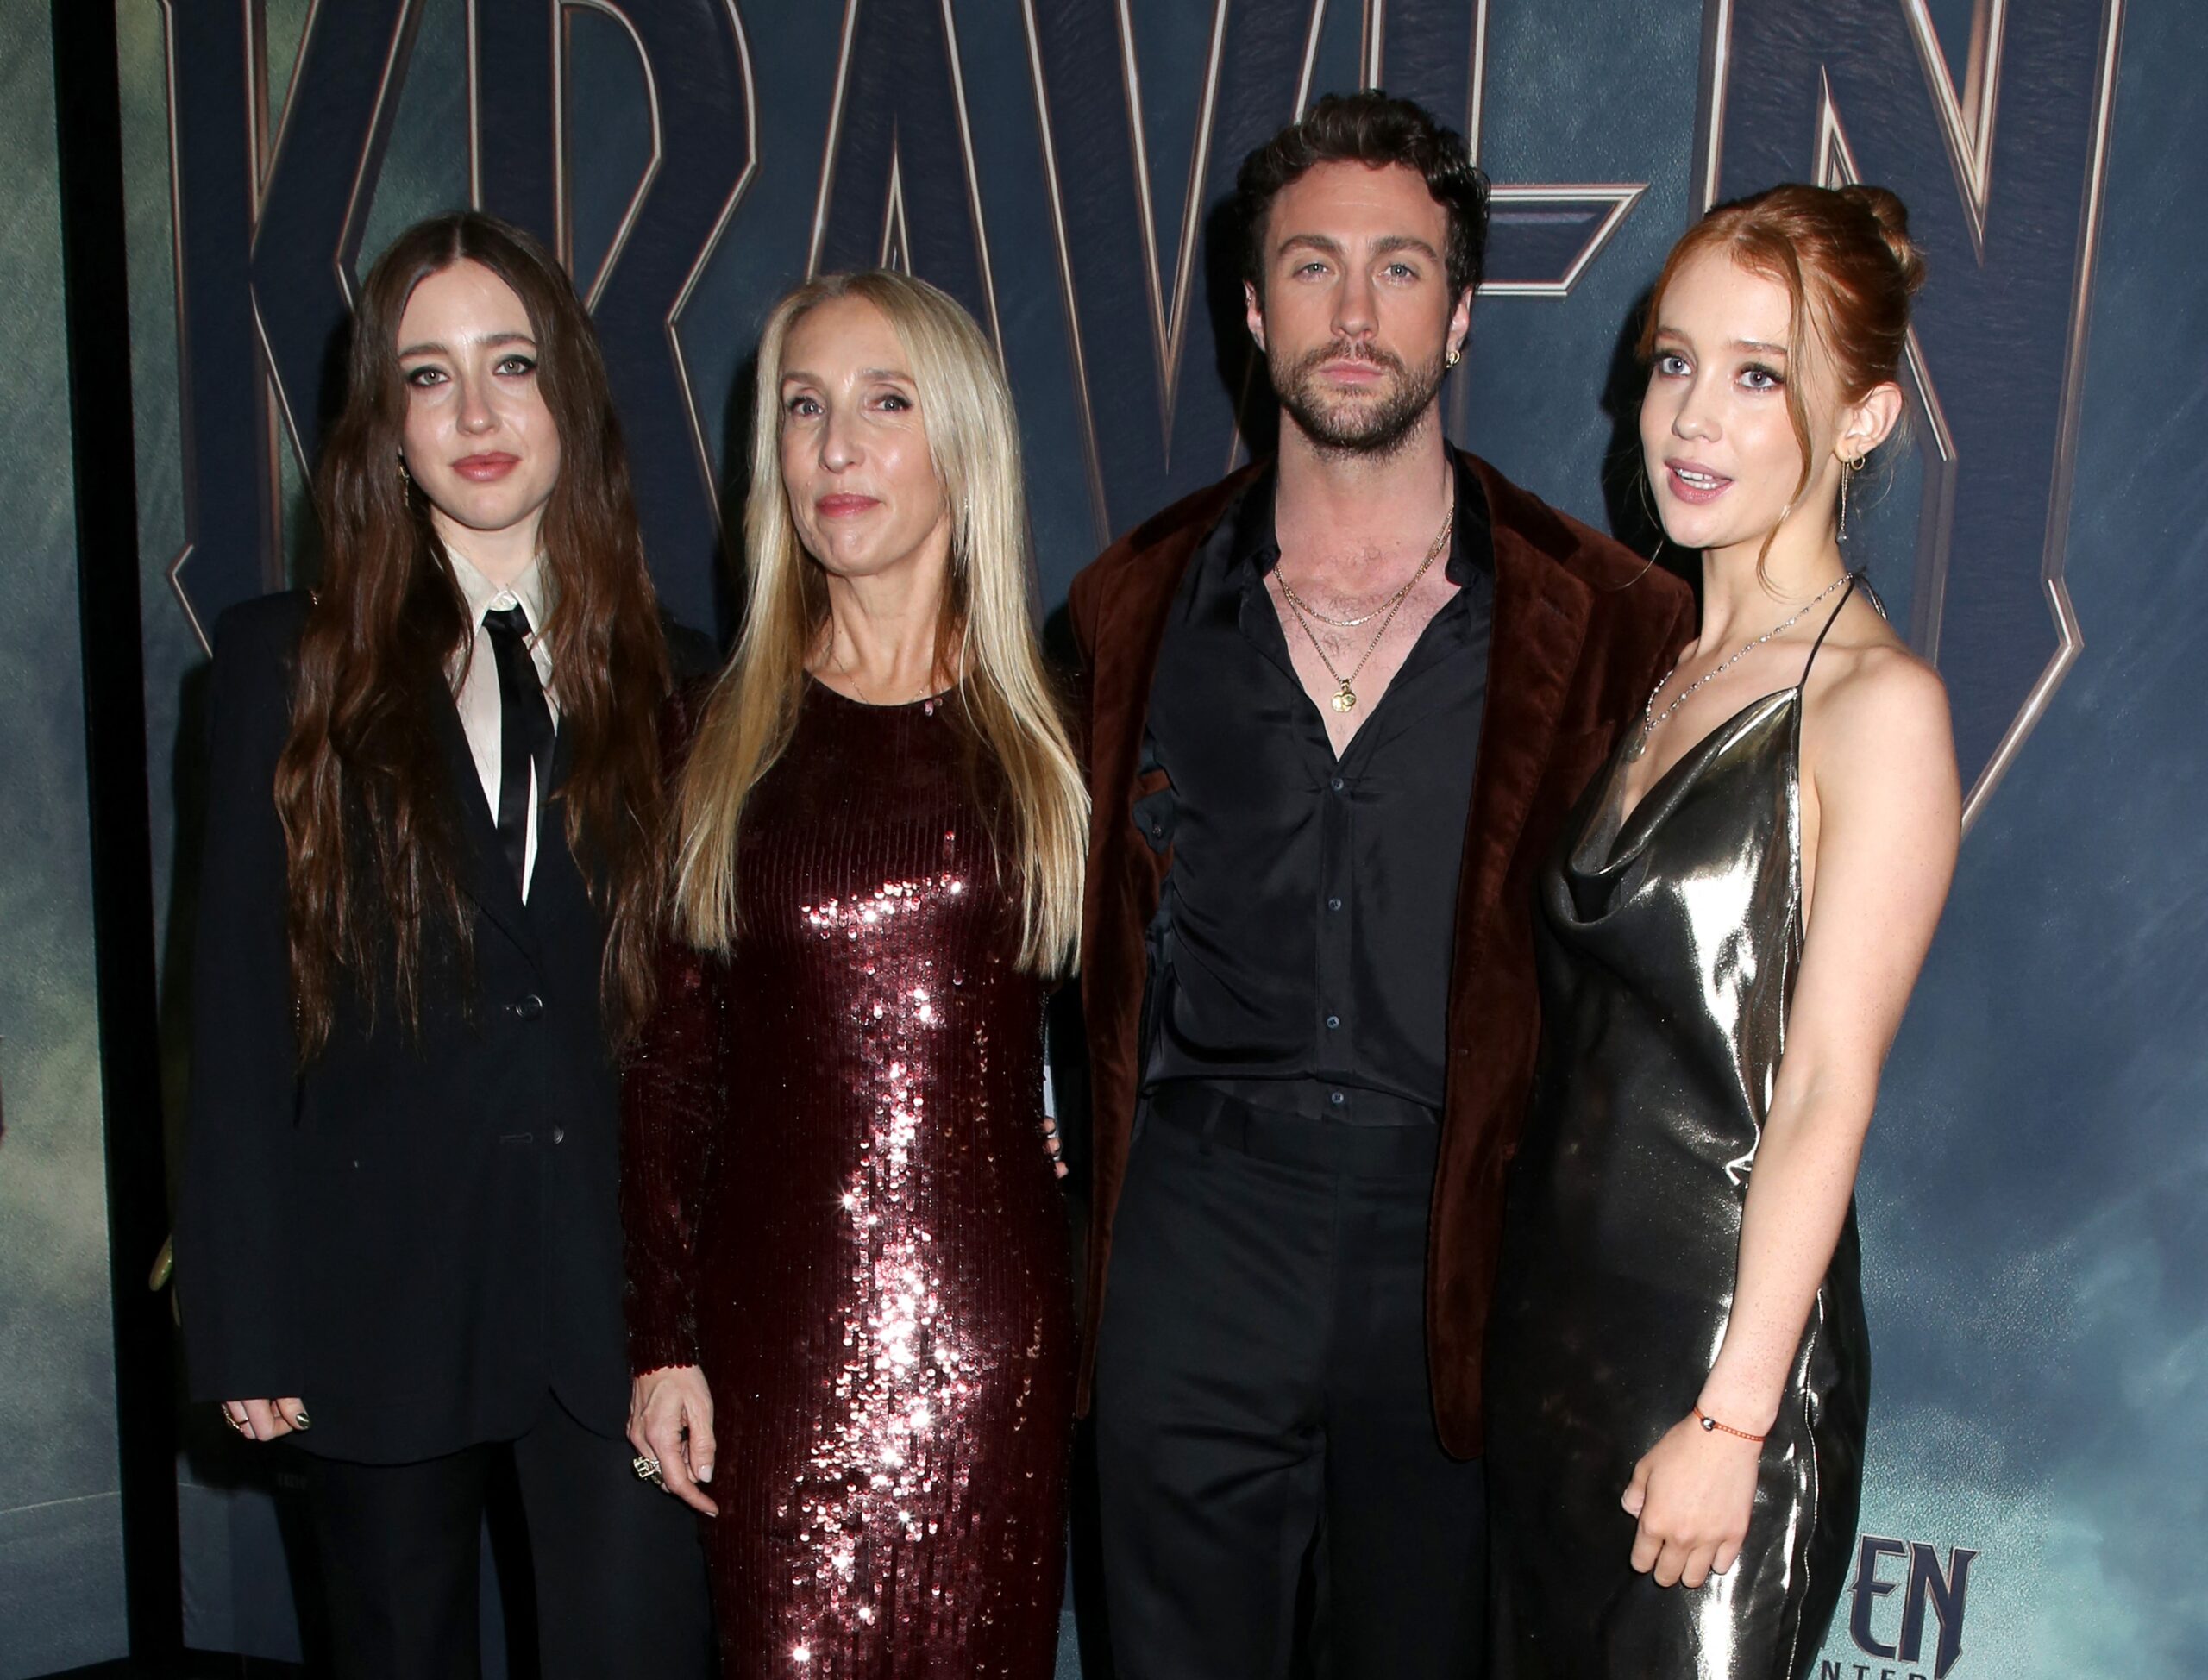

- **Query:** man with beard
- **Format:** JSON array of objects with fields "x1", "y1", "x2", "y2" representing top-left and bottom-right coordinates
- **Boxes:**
[{"x1": 1067, "y1": 93, "x2": 1692, "y2": 1677}]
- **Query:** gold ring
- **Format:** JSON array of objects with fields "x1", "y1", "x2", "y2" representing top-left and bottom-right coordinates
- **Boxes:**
[
  {"x1": 222, "y1": 1408, "x2": 248, "y2": 1436},
  {"x1": 631, "y1": 1454, "x2": 663, "y2": 1485}
]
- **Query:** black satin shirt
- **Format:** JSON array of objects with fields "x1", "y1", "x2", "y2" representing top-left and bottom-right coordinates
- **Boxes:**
[{"x1": 1138, "y1": 459, "x2": 1495, "y2": 1125}]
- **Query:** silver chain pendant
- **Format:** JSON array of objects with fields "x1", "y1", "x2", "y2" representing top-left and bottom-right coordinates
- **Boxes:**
[{"x1": 1636, "y1": 572, "x2": 1854, "y2": 750}]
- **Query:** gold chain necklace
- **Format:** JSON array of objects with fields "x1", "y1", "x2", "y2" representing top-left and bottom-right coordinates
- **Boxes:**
[
  {"x1": 1277, "y1": 567, "x2": 1414, "y2": 629},
  {"x1": 1276, "y1": 508, "x2": 1452, "y2": 713},
  {"x1": 1626, "y1": 571, "x2": 1853, "y2": 761}
]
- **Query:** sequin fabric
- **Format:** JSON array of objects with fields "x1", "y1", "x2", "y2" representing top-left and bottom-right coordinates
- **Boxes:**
[{"x1": 624, "y1": 681, "x2": 1073, "y2": 1678}]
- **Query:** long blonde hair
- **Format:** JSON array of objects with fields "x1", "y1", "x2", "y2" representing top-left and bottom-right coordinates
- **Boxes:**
[{"x1": 672, "y1": 270, "x2": 1088, "y2": 975}]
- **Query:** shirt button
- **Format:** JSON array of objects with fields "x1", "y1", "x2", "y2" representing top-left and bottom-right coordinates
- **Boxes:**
[
  {"x1": 1326, "y1": 1014, "x2": 1340, "y2": 1030},
  {"x1": 1329, "y1": 776, "x2": 1346, "y2": 793},
  {"x1": 1327, "y1": 897, "x2": 1343, "y2": 912},
  {"x1": 1329, "y1": 1090, "x2": 1346, "y2": 1106}
]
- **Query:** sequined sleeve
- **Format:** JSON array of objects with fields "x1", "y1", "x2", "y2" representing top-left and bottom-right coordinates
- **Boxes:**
[{"x1": 620, "y1": 932, "x2": 727, "y2": 1375}]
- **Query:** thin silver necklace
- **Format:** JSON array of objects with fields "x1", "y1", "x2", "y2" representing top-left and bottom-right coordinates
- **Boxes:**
[{"x1": 1627, "y1": 571, "x2": 1853, "y2": 762}]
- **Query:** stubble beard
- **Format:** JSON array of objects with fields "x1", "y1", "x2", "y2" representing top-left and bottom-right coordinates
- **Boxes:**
[{"x1": 1271, "y1": 337, "x2": 1447, "y2": 461}]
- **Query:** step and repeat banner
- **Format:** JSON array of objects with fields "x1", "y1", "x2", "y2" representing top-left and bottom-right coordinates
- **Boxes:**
[{"x1": 4, "y1": 1, "x2": 2199, "y2": 1675}]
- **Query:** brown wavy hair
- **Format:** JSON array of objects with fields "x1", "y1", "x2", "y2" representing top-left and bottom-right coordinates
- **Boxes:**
[{"x1": 275, "y1": 212, "x2": 670, "y2": 1057}]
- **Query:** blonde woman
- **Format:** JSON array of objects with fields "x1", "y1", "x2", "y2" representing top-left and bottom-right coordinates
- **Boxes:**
[{"x1": 619, "y1": 271, "x2": 1087, "y2": 1677}]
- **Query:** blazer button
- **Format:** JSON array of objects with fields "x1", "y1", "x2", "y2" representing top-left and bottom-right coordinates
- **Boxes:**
[
  {"x1": 513, "y1": 994, "x2": 545, "y2": 1021},
  {"x1": 551, "y1": 1126, "x2": 566, "y2": 1144}
]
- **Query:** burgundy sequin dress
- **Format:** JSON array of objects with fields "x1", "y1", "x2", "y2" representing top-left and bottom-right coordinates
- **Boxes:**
[{"x1": 623, "y1": 680, "x2": 1074, "y2": 1678}]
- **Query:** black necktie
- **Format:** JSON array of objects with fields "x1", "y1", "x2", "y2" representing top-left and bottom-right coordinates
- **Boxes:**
[{"x1": 483, "y1": 604, "x2": 554, "y2": 894}]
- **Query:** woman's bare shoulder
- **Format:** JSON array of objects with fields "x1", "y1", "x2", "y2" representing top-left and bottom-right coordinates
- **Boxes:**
[
  {"x1": 1805, "y1": 600, "x2": 1948, "y2": 745},
  {"x1": 1801, "y1": 612, "x2": 1958, "y2": 846}
]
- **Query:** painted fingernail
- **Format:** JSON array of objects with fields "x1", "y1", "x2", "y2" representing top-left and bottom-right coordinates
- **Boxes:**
[{"x1": 292, "y1": 1410, "x2": 310, "y2": 1430}]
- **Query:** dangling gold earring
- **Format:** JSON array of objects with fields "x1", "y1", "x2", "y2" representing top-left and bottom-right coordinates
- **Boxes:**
[
  {"x1": 1445, "y1": 345, "x2": 1462, "y2": 369},
  {"x1": 398, "y1": 455, "x2": 413, "y2": 489},
  {"x1": 1609, "y1": 535, "x2": 1664, "y2": 592},
  {"x1": 1838, "y1": 452, "x2": 1865, "y2": 542}
]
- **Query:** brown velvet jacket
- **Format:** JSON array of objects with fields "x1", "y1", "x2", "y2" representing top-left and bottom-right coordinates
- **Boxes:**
[{"x1": 1065, "y1": 449, "x2": 1695, "y2": 1459}]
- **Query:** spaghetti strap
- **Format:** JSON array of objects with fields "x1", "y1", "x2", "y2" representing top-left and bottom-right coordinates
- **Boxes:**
[{"x1": 1801, "y1": 573, "x2": 1860, "y2": 683}]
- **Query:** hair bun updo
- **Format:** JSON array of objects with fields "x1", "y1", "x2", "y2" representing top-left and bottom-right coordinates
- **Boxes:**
[
  {"x1": 1837, "y1": 184, "x2": 1928, "y2": 298},
  {"x1": 1640, "y1": 181, "x2": 1926, "y2": 411}
]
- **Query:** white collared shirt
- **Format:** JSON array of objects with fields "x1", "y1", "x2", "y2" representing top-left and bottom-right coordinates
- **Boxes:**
[{"x1": 446, "y1": 547, "x2": 559, "y2": 900}]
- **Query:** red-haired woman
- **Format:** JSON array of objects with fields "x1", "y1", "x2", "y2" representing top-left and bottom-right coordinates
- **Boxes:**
[
  {"x1": 1486, "y1": 185, "x2": 1961, "y2": 1677},
  {"x1": 176, "y1": 213, "x2": 712, "y2": 1677}
]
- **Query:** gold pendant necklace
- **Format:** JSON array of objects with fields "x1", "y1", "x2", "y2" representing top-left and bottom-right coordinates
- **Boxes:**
[{"x1": 1279, "y1": 507, "x2": 1453, "y2": 713}]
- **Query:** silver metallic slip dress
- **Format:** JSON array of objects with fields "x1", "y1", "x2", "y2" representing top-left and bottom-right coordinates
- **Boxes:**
[{"x1": 1487, "y1": 580, "x2": 1869, "y2": 1680}]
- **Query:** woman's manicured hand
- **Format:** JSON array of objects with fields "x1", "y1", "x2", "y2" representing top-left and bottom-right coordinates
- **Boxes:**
[
  {"x1": 1622, "y1": 1413, "x2": 1760, "y2": 1589},
  {"x1": 221, "y1": 1398, "x2": 308, "y2": 1441},
  {"x1": 1040, "y1": 1113, "x2": 1069, "y2": 1179},
  {"x1": 630, "y1": 1365, "x2": 719, "y2": 1516}
]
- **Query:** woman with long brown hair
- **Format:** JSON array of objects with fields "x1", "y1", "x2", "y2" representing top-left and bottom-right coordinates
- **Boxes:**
[
  {"x1": 176, "y1": 212, "x2": 712, "y2": 1677},
  {"x1": 1485, "y1": 184, "x2": 1960, "y2": 1677},
  {"x1": 621, "y1": 269, "x2": 1086, "y2": 1677}
]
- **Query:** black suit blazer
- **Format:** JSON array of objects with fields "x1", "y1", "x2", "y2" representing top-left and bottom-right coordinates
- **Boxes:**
[{"x1": 175, "y1": 591, "x2": 694, "y2": 1464}]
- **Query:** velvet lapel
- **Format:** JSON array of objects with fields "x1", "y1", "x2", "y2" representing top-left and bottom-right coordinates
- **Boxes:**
[
  {"x1": 430, "y1": 692, "x2": 543, "y2": 966},
  {"x1": 1080, "y1": 474, "x2": 1254, "y2": 1031},
  {"x1": 1446, "y1": 456, "x2": 1594, "y2": 1006},
  {"x1": 1075, "y1": 473, "x2": 1250, "y2": 1389},
  {"x1": 1084, "y1": 561, "x2": 1185, "y2": 1077}
]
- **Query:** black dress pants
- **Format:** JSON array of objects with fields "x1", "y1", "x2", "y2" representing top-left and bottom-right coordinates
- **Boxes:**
[
  {"x1": 1095, "y1": 1090, "x2": 1489, "y2": 1680},
  {"x1": 304, "y1": 1393, "x2": 713, "y2": 1680}
]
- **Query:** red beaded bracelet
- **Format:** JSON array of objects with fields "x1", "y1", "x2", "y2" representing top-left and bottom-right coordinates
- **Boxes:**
[{"x1": 1693, "y1": 1406, "x2": 1768, "y2": 1444}]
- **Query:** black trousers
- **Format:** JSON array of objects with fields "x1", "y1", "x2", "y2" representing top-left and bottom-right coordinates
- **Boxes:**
[
  {"x1": 1095, "y1": 1090, "x2": 1489, "y2": 1680},
  {"x1": 304, "y1": 1392, "x2": 713, "y2": 1680}
]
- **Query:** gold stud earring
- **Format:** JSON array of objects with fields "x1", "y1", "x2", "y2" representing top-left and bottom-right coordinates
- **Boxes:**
[
  {"x1": 1446, "y1": 346, "x2": 1462, "y2": 369},
  {"x1": 1635, "y1": 467, "x2": 1665, "y2": 535}
]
